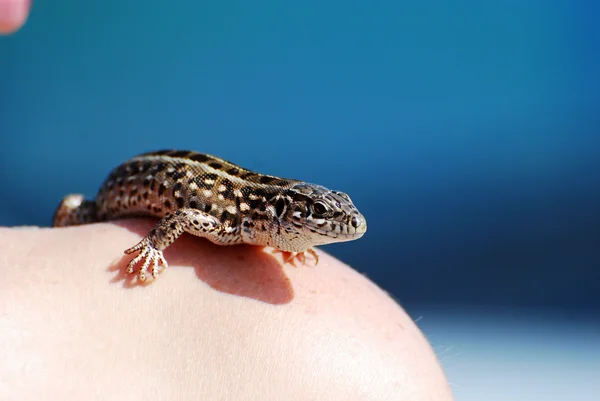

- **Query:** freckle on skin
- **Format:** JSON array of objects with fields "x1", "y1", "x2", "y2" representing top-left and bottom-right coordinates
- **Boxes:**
[{"x1": 0, "y1": 0, "x2": 30, "y2": 34}]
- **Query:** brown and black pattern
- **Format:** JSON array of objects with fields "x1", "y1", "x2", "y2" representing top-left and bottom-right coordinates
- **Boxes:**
[
  {"x1": 52, "y1": 149, "x2": 367, "y2": 282},
  {"x1": 84, "y1": 151, "x2": 300, "y2": 232},
  {"x1": 141, "y1": 149, "x2": 295, "y2": 188}
]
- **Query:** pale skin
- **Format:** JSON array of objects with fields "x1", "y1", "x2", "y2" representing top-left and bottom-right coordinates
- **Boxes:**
[
  {"x1": 2, "y1": 4, "x2": 452, "y2": 398},
  {"x1": 0, "y1": 0, "x2": 30, "y2": 34},
  {"x1": 1, "y1": 221, "x2": 453, "y2": 400}
]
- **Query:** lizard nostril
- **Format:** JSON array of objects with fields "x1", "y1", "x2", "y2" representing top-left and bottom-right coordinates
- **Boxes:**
[{"x1": 351, "y1": 216, "x2": 359, "y2": 228}]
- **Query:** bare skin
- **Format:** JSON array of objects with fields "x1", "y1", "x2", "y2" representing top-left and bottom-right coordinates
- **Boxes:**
[
  {"x1": 0, "y1": 0, "x2": 30, "y2": 34},
  {"x1": 0, "y1": 220, "x2": 452, "y2": 400},
  {"x1": 2, "y1": 3, "x2": 452, "y2": 398}
]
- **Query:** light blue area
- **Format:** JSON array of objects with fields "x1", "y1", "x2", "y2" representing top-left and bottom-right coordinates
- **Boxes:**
[{"x1": 415, "y1": 305, "x2": 600, "y2": 401}]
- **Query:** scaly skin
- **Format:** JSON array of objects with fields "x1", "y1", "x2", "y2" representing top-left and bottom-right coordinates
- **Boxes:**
[{"x1": 53, "y1": 150, "x2": 367, "y2": 281}]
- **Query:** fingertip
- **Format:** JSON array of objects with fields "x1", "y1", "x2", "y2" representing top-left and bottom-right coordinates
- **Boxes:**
[{"x1": 0, "y1": 0, "x2": 31, "y2": 35}]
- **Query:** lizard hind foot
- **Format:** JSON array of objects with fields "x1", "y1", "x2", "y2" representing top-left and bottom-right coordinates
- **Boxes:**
[{"x1": 124, "y1": 239, "x2": 168, "y2": 281}]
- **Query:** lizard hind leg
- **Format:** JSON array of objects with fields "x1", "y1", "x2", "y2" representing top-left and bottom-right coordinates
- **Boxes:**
[{"x1": 52, "y1": 194, "x2": 99, "y2": 227}]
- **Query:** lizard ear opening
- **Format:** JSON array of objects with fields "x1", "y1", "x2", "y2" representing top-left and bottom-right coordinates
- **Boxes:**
[{"x1": 274, "y1": 197, "x2": 287, "y2": 218}]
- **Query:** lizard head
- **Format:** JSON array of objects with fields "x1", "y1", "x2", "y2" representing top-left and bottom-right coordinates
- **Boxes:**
[{"x1": 269, "y1": 183, "x2": 367, "y2": 250}]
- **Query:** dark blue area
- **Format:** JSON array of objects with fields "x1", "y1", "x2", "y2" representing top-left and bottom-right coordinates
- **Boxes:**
[{"x1": 1, "y1": 0, "x2": 598, "y2": 309}]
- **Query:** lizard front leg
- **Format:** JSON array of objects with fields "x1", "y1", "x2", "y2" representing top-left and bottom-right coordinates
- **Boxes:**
[{"x1": 124, "y1": 208, "x2": 228, "y2": 281}]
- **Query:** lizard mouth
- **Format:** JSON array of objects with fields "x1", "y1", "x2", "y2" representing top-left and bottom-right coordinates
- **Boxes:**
[{"x1": 305, "y1": 219, "x2": 367, "y2": 240}]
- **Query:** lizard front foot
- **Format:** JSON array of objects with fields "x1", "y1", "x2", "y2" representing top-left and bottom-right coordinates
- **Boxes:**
[
  {"x1": 124, "y1": 239, "x2": 168, "y2": 281},
  {"x1": 274, "y1": 248, "x2": 319, "y2": 266}
]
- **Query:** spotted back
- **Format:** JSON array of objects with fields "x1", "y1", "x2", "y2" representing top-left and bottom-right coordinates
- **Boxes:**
[{"x1": 95, "y1": 150, "x2": 299, "y2": 231}]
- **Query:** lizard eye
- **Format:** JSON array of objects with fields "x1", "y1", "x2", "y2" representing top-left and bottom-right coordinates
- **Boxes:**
[{"x1": 313, "y1": 202, "x2": 329, "y2": 215}]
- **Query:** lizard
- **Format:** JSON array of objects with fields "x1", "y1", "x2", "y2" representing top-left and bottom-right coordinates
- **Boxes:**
[{"x1": 52, "y1": 149, "x2": 367, "y2": 282}]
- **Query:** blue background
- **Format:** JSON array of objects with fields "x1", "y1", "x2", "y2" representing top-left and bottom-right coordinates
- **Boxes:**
[{"x1": 2, "y1": 1, "x2": 599, "y2": 398}]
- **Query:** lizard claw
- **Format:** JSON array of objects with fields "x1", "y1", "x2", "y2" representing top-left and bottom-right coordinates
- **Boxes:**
[
  {"x1": 273, "y1": 249, "x2": 319, "y2": 267},
  {"x1": 306, "y1": 248, "x2": 319, "y2": 265},
  {"x1": 279, "y1": 251, "x2": 296, "y2": 264},
  {"x1": 124, "y1": 239, "x2": 168, "y2": 281}
]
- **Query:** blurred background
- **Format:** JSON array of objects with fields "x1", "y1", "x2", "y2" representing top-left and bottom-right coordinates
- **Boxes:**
[{"x1": 2, "y1": 0, "x2": 599, "y2": 399}]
